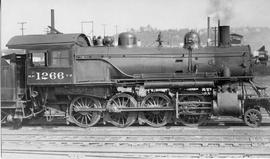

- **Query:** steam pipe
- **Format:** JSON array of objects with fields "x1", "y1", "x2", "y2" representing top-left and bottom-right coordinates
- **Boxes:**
[
  {"x1": 207, "y1": 17, "x2": 210, "y2": 46},
  {"x1": 218, "y1": 19, "x2": 220, "y2": 47},
  {"x1": 214, "y1": 27, "x2": 217, "y2": 46},
  {"x1": 188, "y1": 50, "x2": 192, "y2": 72},
  {"x1": 144, "y1": 81, "x2": 214, "y2": 89},
  {"x1": 51, "y1": 9, "x2": 55, "y2": 34}
]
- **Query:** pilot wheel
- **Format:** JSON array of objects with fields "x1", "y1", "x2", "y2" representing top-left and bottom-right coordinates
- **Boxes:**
[{"x1": 244, "y1": 108, "x2": 262, "y2": 127}]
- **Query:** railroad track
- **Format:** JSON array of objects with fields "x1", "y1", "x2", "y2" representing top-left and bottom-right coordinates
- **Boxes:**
[
  {"x1": 4, "y1": 149, "x2": 270, "y2": 159},
  {"x1": 3, "y1": 133, "x2": 270, "y2": 147},
  {"x1": 2, "y1": 126, "x2": 270, "y2": 158}
]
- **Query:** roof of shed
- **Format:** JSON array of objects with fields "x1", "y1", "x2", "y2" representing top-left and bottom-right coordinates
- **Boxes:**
[{"x1": 230, "y1": 33, "x2": 244, "y2": 38}]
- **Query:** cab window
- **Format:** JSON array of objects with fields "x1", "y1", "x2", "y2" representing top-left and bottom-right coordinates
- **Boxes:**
[
  {"x1": 29, "y1": 51, "x2": 48, "y2": 67},
  {"x1": 49, "y1": 50, "x2": 71, "y2": 67}
]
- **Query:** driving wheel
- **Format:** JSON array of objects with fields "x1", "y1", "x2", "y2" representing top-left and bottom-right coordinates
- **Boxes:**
[
  {"x1": 178, "y1": 94, "x2": 209, "y2": 127},
  {"x1": 69, "y1": 96, "x2": 101, "y2": 128},
  {"x1": 138, "y1": 93, "x2": 171, "y2": 127},
  {"x1": 105, "y1": 93, "x2": 137, "y2": 128}
]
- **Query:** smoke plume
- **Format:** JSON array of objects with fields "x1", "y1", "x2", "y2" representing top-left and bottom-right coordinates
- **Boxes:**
[{"x1": 207, "y1": 0, "x2": 234, "y2": 25}]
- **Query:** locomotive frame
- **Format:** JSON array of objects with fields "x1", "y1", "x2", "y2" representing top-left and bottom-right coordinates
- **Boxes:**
[{"x1": 1, "y1": 28, "x2": 270, "y2": 128}]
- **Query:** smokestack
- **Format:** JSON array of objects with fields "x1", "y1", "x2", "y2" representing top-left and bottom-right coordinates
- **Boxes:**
[
  {"x1": 207, "y1": 17, "x2": 210, "y2": 46},
  {"x1": 218, "y1": 26, "x2": 231, "y2": 47},
  {"x1": 51, "y1": 9, "x2": 55, "y2": 33}
]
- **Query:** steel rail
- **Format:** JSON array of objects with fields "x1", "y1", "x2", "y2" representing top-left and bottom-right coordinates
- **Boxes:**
[
  {"x1": 3, "y1": 148, "x2": 270, "y2": 158},
  {"x1": 3, "y1": 139, "x2": 270, "y2": 145},
  {"x1": 3, "y1": 133, "x2": 270, "y2": 137},
  {"x1": 3, "y1": 134, "x2": 270, "y2": 144}
]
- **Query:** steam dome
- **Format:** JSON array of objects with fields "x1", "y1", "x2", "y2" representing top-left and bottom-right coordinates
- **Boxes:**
[
  {"x1": 118, "y1": 32, "x2": 137, "y2": 48},
  {"x1": 183, "y1": 31, "x2": 200, "y2": 50}
]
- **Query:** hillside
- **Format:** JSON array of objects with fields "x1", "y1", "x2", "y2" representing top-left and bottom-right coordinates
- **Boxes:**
[{"x1": 129, "y1": 25, "x2": 270, "y2": 51}]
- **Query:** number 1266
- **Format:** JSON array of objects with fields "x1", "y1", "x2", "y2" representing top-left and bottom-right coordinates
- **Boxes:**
[{"x1": 35, "y1": 72, "x2": 65, "y2": 80}]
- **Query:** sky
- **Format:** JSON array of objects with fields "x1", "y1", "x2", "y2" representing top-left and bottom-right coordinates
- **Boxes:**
[{"x1": 1, "y1": 0, "x2": 270, "y2": 49}]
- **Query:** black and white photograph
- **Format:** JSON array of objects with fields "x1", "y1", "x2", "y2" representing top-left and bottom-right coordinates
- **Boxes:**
[{"x1": 1, "y1": 0, "x2": 270, "y2": 158}]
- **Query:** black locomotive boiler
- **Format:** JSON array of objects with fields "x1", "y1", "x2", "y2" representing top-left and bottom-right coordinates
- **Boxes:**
[{"x1": 1, "y1": 25, "x2": 270, "y2": 128}]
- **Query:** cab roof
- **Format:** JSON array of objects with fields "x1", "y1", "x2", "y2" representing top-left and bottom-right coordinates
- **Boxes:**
[{"x1": 6, "y1": 33, "x2": 90, "y2": 50}]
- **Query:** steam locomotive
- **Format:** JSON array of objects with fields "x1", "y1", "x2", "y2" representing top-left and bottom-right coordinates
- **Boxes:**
[{"x1": 1, "y1": 24, "x2": 270, "y2": 128}]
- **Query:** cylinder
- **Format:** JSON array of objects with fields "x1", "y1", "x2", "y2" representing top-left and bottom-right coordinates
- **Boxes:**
[
  {"x1": 218, "y1": 26, "x2": 231, "y2": 47},
  {"x1": 213, "y1": 92, "x2": 242, "y2": 116}
]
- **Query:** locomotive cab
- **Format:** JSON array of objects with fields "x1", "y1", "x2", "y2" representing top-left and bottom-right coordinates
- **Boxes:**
[
  {"x1": 3, "y1": 34, "x2": 90, "y2": 124},
  {"x1": 26, "y1": 48, "x2": 73, "y2": 85},
  {"x1": 6, "y1": 33, "x2": 90, "y2": 85}
]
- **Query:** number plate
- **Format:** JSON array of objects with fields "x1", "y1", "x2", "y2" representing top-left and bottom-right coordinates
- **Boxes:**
[{"x1": 27, "y1": 67, "x2": 73, "y2": 84}]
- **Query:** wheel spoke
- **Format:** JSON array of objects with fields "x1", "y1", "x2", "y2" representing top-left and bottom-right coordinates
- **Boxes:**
[
  {"x1": 155, "y1": 114, "x2": 159, "y2": 123},
  {"x1": 87, "y1": 99, "x2": 93, "y2": 107},
  {"x1": 73, "y1": 113, "x2": 80, "y2": 118},
  {"x1": 81, "y1": 98, "x2": 85, "y2": 107},
  {"x1": 120, "y1": 116, "x2": 125, "y2": 125},
  {"x1": 80, "y1": 98, "x2": 85, "y2": 107},
  {"x1": 158, "y1": 113, "x2": 163, "y2": 122},
  {"x1": 87, "y1": 113, "x2": 93, "y2": 117},
  {"x1": 80, "y1": 116, "x2": 84, "y2": 123},
  {"x1": 74, "y1": 101, "x2": 82, "y2": 107},
  {"x1": 160, "y1": 98, "x2": 166, "y2": 107},
  {"x1": 155, "y1": 97, "x2": 160, "y2": 105},
  {"x1": 125, "y1": 98, "x2": 130, "y2": 107},
  {"x1": 152, "y1": 97, "x2": 157, "y2": 105},
  {"x1": 86, "y1": 114, "x2": 92, "y2": 121},
  {"x1": 118, "y1": 98, "x2": 122, "y2": 106},
  {"x1": 122, "y1": 97, "x2": 126, "y2": 107},
  {"x1": 84, "y1": 116, "x2": 88, "y2": 125},
  {"x1": 112, "y1": 100, "x2": 119, "y2": 107},
  {"x1": 76, "y1": 115, "x2": 82, "y2": 121},
  {"x1": 150, "y1": 114, "x2": 155, "y2": 123},
  {"x1": 84, "y1": 98, "x2": 88, "y2": 107},
  {"x1": 147, "y1": 99, "x2": 155, "y2": 106}
]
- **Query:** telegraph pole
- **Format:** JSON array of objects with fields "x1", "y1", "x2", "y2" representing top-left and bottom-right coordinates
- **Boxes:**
[
  {"x1": 44, "y1": 27, "x2": 50, "y2": 34},
  {"x1": 0, "y1": 3, "x2": 1, "y2": 52},
  {"x1": 81, "y1": 21, "x2": 94, "y2": 37},
  {"x1": 102, "y1": 24, "x2": 107, "y2": 37},
  {"x1": 91, "y1": 21, "x2": 94, "y2": 37},
  {"x1": 115, "y1": 25, "x2": 118, "y2": 35},
  {"x1": 114, "y1": 25, "x2": 118, "y2": 40},
  {"x1": 18, "y1": 22, "x2": 27, "y2": 36}
]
